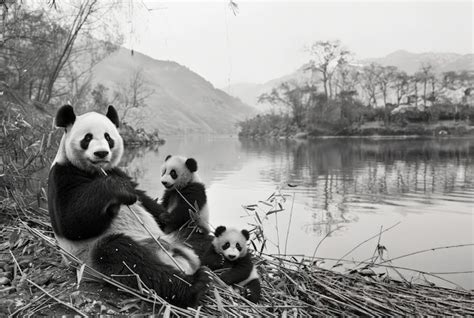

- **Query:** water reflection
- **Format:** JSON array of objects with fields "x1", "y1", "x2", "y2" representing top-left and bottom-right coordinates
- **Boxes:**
[{"x1": 239, "y1": 138, "x2": 474, "y2": 234}]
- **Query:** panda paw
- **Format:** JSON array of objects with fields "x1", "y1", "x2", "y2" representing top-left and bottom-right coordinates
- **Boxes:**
[
  {"x1": 158, "y1": 212, "x2": 171, "y2": 224},
  {"x1": 218, "y1": 254, "x2": 225, "y2": 267},
  {"x1": 188, "y1": 267, "x2": 211, "y2": 306},
  {"x1": 117, "y1": 190, "x2": 138, "y2": 205}
]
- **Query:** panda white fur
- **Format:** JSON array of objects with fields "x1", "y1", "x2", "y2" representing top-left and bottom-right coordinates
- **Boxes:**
[
  {"x1": 201, "y1": 226, "x2": 261, "y2": 303},
  {"x1": 159, "y1": 155, "x2": 210, "y2": 233},
  {"x1": 48, "y1": 105, "x2": 210, "y2": 308}
]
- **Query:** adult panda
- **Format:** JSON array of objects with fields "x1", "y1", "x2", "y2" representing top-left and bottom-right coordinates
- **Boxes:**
[{"x1": 47, "y1": 105, "x2": 209, "y2": 308}]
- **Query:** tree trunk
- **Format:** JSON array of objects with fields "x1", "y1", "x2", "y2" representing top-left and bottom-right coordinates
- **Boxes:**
[
  {"x1": 0, "y1": 1, "x2": 7, "y2": 87},
  {"x1": 323, "y1": 73, "x2": 328, "y2": 100},
  {"x1": 414, "y1": 82, "x2": 418, "y2": 106},
  {"x1": 423, "y1": 80, "x2": 427, "y2": 106}
]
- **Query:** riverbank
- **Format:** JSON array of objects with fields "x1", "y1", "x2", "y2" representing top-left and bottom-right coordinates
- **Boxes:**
[
  {"x1": 120, "y1": 123, "x2": 165, "y2": 146},
  {"x1": 239, "y1": 120, "x2": 474, "y2": 139},
  {"x1": 1, "y1": 192, "x2": 472, "y2": 316}
]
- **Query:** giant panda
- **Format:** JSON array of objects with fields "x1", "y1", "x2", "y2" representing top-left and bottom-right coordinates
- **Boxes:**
[
  {"x1": 47, "y1": 105, "x2": 210, "y2": 308},
  {"x1": 201, "y1": 226, "x2": 261, "y2": 303},
  {"x1": 159, "y1": 155, "x2": 210, "y2": 234}
]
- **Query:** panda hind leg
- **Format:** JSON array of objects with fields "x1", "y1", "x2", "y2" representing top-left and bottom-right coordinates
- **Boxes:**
[
  {"x1": 243, "y1": 278, "x2": 261, "y2": 303},
  {"x1": 92, "y1": 233, "x2": 210, "y2": 308}
]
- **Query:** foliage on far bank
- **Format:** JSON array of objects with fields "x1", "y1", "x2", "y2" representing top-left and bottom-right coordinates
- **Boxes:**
[
  {"x1": 238, "y1": 40, "x2": 474, "y2": 139},
  {"x1": 120, "y1": 122, "x2": 165, "y2": 146}
]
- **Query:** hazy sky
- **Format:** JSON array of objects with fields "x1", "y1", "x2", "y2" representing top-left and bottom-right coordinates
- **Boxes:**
[{"x1": 120, "y1": 0, "x2": 473, "y2": 88}]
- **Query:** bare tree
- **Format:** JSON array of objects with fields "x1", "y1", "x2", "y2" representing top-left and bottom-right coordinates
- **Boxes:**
[
  {"x1": 4, "y1": 0, "x2": 120, "y2": 110},
  {"x1": 258, "y1": 81, "x2": 312, "y2": 129},
  {"x1": 418, "y1": 62, "x2": 434, "y2": 106},
  {"x1": 377, "y1": 65, "x2": 397, "y2": 107},
  {"x1": 113, "y1": 68, "x2": 154, "y2": 126},
  {"x1": 361, "y1": 63, "x2": 380, "y2": 107},
  {"x1": 304, "y1": 40, "x2": 351, "y2": 100},
  {"x1": 393, "y1": 70, "x2": 409, "y2": 106},
  {"x1": 335, "y1": 64, "x2": 359, "y2": 97},
  {"x1": 408, "y1": 74, "x2": 421, "y2": 106}
]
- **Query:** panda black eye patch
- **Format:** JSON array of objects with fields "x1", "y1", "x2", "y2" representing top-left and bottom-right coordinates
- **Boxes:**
[
  {"x1": 104, "y1": 133, "x2": 114, "y2": 148},
  {"x1": 236, "y1": 243, "x2": 242, "y2": 251},
  {"x1": 170, "y1": 169, "x2": 177, "y2": 180},
  {"x1": 222, "y1": 242, "x2": 230, "y2": 250},
  {"x1": 80, "y1": 133, "x2": 93, "y2": 150}
]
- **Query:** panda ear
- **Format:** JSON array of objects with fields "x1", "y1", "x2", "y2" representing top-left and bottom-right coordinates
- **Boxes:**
[
  {"x1": 106, "y1": 105, "x2": 120, "y2": 128},
  {"x1": 214, "y1": 226, "x2": 226, "y2": 237},
  {"x1": 165, "y1": 155, "x2": 172, "y2": 161},
  {"x1": 55, "y1": 105, "x2": 76, "y2": 128},
  {"x1": 241, "y1": 229, "x2": 250, "y2": 241},
  {"x1": 185, "y1": 158, "x2": 197, "y2": 172}
]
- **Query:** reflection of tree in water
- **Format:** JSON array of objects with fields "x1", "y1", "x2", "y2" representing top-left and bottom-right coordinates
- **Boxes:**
[{"x1": 239, "y1": 138, "x2": 474, "y2": 235}]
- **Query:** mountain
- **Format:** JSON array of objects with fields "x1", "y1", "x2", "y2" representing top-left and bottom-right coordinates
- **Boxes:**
[
  {"x1": 91, "y1": 48, "x2": 256, "y2": 134},
  {"x1": 223, "y1": 50, "x2": 473, "y2": 109},
  {"x1": 361, "y1": 50, "x2": 473, "y2": 74},
  {"x1": 223, "y1": 67, "x2": 310, "y2": 110}
]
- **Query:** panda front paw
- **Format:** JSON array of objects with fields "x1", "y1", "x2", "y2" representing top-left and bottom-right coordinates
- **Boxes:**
[
  {"x1": 188, "y1": 267, "x2": 211, "y2": 306},
  {"x1": 117, "y1": 190, "x2": 138, "y2": 206},
  {"x1": 158, "y1": 212, "x2": 171, "y2": 225},
  {"x1": 218, "y1": 254, "x2": 225, "y2": 267}
]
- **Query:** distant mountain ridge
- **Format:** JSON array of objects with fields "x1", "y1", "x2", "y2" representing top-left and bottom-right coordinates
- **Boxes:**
[
  {"x1": 361, "y1": 50, "x2": 474, "y2": 74},
  {"x1": 223, "y1": 50, "x2": 473, "y2": 109},
  {"x1": 91, "y1": 48, "x2": 256, "y2": 134}
]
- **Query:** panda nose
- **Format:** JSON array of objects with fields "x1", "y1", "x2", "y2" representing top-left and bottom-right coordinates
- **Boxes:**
[
  {"x1": 94, "y1": 151, "x2": 109, "y2": 159},
  {"x1": 162, "y1": 181, "x2": 169, "y2": 187},
  {"x1": 228, "y1": 255, "x2": 236, "y2": 260}
]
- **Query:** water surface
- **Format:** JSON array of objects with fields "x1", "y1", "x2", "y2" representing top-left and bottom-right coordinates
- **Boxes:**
[{"x1": 125, "y1": 136, "x2": 474, "y2": 289}]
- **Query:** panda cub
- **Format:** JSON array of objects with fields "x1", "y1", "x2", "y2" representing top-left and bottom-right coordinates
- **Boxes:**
[
  {"x1": 159, "y1": 155, "x2": 210, "y2": 234},
  {"x1": 48, "y1": 105, "x2": 209, "y2": 308},
  {"x1": 202, "y1": 226, "x2": 261, "y2": 303}
]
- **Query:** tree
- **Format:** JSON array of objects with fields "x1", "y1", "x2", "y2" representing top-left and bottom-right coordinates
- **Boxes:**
[
  {"x1": 4, "y1": 1, "x2": 120, "y2": 111},
  {"x1": 417, "y1": 62, "x2": 434, "y2": 106},
  {"x1": 304, "y1": 40, "x2": 351, "y2": 100},
  {"x1": 361, "y1": 63, "x2": 380, "y2": 107},
  {"x1": 258, "y1": 81, "x2": 311, "y2": 129},
  {"x1": 113, "y1": 68, "x2": 154, "y2": 126},
  {"x1": 392, "y1": 70, "x2": 409, "y2": 106},
  {"x1": 408, "y1": 74, "x2": 421, "y2": 106},
  {"x1": 377, "y1": 65, "x2": 397, "y2": 107},
  {"x1": 335, "y1": 64, "x2": 359, "y2": 97},
  {"x1": 91, "y1": 83, "x2": 111, "y2": 110}
]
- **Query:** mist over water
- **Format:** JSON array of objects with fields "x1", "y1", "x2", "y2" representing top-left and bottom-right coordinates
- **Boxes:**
[{"x1": 125, "y1": 136, "x2": 474, "y2": 289}]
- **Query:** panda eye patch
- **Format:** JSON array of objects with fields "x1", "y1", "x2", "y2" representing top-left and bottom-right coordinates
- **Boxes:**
[
  {"x1": 170, "y1": 169, "x2": 177, "y2": 179},
  {"x1": 222, "y1": 242, "x2": 230, "y2": 250},
  {"x1": 80, "y1": 133, "x2": 93, "y2": 150},
  {"x1": 236, "y1": 243, "x2": 242, "y2": 251},
  {"x1": 104, "y1": 132, "x2": 114, "y2": 148}
]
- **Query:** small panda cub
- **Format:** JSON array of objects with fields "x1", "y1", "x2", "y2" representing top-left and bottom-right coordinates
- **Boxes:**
[
  {"x1": 202, "y1": 226, "x2": 261, "y2": 303},
  {"x1": 160, "y1": 155, "x2": 210, "y2": 234}
]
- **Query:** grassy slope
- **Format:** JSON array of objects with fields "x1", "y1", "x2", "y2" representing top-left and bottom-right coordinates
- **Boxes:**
[{"x1": 92, "y1": 48, "x2": 256, "y2": 134}]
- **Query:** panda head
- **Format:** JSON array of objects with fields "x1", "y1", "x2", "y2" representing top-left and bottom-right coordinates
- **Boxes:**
[
  {"x1": 212, "y1": 226, "x2": 250, "y2": 261},
  {"x1": 160, "y1": 155, "x2": 199, "y2": 190},
  {"x1": 53, "y1": 105, "x2": 124, "y2": 173}
]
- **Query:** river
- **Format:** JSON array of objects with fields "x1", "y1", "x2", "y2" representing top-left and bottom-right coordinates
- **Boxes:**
[{"x1": 124, "y1": 136, "x2": 474, "y2": 289}]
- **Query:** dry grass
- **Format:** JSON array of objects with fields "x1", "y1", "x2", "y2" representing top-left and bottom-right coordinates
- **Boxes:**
[{"x1": 1, "y1": 187, "x2": 473, "y2": 317}]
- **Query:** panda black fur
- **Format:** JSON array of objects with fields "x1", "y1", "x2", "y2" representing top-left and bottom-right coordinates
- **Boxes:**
[
  {"x1": 202, "y1": 225, "x2": 261, "y2": 303},
  {"x1": 159, "y1": 155, "x2": 210, "y2": 234},
  {"x1": 48, "y1": 105, "x2": 210, "y2": 308}
]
